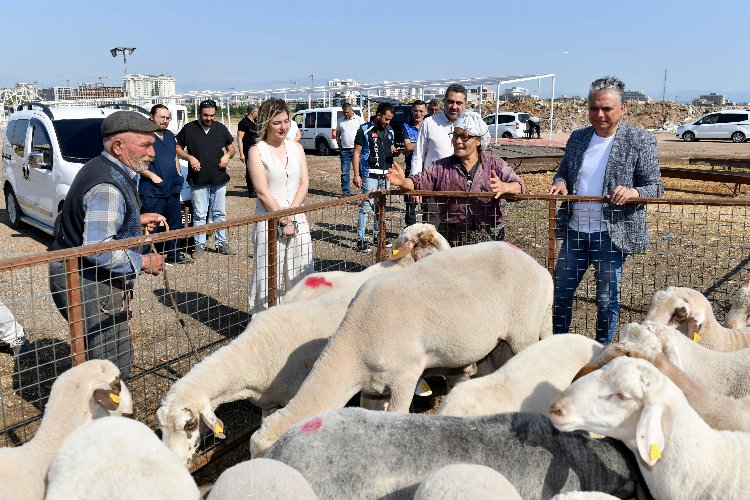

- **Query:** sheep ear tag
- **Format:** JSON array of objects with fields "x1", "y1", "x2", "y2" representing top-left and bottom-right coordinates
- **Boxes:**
[
  {"x1": 93, "y1": 386, "x2": 120, "y2": 411},
  {"x1": 109, "y1": 393, "x2": 121, "y2": 405},
  {"x1": 692, "y1": 332, "x2": 701, "y2": 343},
  {"x1": 200, "y1": 411, "x2": 226, "y2": 439},
  {"x1": 649, "y1": 443, "x2": 662, "y2": 463}
]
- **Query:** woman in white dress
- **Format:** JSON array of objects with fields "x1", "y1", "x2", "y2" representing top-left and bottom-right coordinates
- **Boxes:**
[{"x1": 247, "y1": 99, "x2": 314, "y2": 313}]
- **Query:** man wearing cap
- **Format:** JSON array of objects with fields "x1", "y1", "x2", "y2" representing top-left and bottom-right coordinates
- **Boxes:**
[
  {"x1": 49, "y1": 111, "x2": 165, "y2": 378},
  {"x1": 387, "y1": 111, "x2": 525, "y2": 246},
  {"x1": 237, "y1": 104, "x2": 259, "y2": 197},
  {"x1": 176, "y1": 99, "x2": 236, "y2": 257}
]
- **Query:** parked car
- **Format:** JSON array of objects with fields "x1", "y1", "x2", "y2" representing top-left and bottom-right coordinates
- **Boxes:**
[
  {"x1": 483, "y1": 112, "x2": 531, "y2": 139},
  {"x1": 676, "y1": 110, "x2": 750, "y2": 143},
  {"x1": 2, "y1": 102, "x2": 191, "y2": 235},
  {"x1": 292, "y1": 106, "x2": 363, "y2": 155}
]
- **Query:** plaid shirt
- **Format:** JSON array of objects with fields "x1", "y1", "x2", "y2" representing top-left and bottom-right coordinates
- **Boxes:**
[{"x1": 81, "y1": 151, "x2": 142, "y2": 275}]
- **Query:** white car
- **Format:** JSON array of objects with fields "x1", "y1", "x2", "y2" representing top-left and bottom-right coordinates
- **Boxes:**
[
  {"x1": 2, "y1": 102, "x2": 191, "y2": 235},
  {"x1": 676, "y1": 110, "x2": 750, "y2": 143},
  {"x1": 292, "y1": 106, "x2": 363, "y2": 155},
  {"x1": 483, "y1": 112, "x2": 531, "y2": 139}
]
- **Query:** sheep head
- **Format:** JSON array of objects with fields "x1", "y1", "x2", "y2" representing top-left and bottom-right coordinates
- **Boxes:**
[
  {"x1": 91, "y1": 376, "x2": 133, "y2": 418},
  {"x1": 550, "y1": 356, "x2": 669, "y2": 468},
  {"x1": 387, "y1": 223, "x2": 450, "y2": 263},
  {"x1": 645, "y1": 287, "x2": 709, "y2": 341},
  {"x1": 156, "y1": 399, "x2": 225, "y2": 468},
  {"x1": 724, "y1": 283, "x2": 750, "y2": 329}
]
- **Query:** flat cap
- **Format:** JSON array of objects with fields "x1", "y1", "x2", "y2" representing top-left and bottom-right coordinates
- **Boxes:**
[{"x1": 101, "y1": 111, "x2": 159, "y2": 137}]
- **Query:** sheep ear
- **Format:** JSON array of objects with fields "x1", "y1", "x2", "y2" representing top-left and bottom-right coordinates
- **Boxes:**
[
  {"x1": 200, "y1": 410, "x2": 226, "y2": 439},
  {"x1": 387, "y1": 241, "x2": 414, "y2": 261},
  {"x1": 636, "y1": 401, "x2": 666, "y2": 467},
  {"x1": 93, "y1": 383, "x2": 120, "y2": 411},
  {"x1": 572, "y1": 363, "x2": 603, "y2": 382}
]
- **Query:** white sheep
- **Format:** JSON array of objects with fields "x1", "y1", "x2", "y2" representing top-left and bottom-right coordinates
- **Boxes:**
[
  {"x1": 264, "y1": 408, "x2": 641, "y2": 499},
  {"x1": 580, "y1": 321, "x2": 750, "y2": 399},
  {"x1": 438, "y1": 334, "x2": 602, "y2": 417},
  {"x1": 645, "y1": 286, "x2": 750, "y2": 351},
  {"x1": 0, "y1": 360, "x2": 131, "y2": 500},
  {"x1": 549, "y1": 356, "x2": 750, "y2": 500},
  {"x1": 251, "y1": 241, "x2": 554, "y2": 456},
  {"x1": 283, "y1": 223, "x2": 450, "y2": 303},
  {"x1": 45, "y1": 416, "x2": 199, "y2": 499},
  {"x1": 414, "y1": 463, "x2": 522, "y2": 500},
  {"x1": 725, "y1": 280, "x2": 750, "y2": 328},
  {"x1": 551, "y1": 493, "x2": 619, "y2": 500},
  {"x1": 157, "y1": 224, "x2": 451, "y2": 467},
  {"x1": 206, "y1": 458, "x2": 316, "y2": 499}
]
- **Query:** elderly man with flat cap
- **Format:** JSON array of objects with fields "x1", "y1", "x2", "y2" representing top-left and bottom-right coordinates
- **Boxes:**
[
  {"x1": 49, "y1": 111, "x2": 165, "y2": 378},
  {"x1": 387, "y1": 110, "x2": 525, "y2": 246}
]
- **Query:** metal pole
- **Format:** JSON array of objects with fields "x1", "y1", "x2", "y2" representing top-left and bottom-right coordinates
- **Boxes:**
[
  {"x1": 494, "y1": 82, "x2": 501, "y2": 143},
  {"x1": 549, "y1": 76, "x2": 556, "y2": 140}
]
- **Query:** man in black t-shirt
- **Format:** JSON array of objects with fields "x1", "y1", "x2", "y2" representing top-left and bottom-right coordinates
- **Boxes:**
[
  {"x1": 176, "y1": 99, "x2": 236, "y2": 257},
  {"x1": 237, "y1": 104, "x2": 259, "y2": 197}
]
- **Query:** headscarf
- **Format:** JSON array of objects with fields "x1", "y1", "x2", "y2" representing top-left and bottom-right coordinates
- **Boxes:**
[{"x1": 454, "y1": 111, "x2": 490, "y2": 151}]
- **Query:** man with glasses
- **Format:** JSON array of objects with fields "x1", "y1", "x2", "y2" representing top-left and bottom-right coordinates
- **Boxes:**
[
  {"x1": 411, "y1": 84, "x2": 468, "y2": 224},
  {"x1": 387, "y1": 111, "x2": 524, "y2": 245},
  {"x1": 176, "y1": 99, "x2": 236, "y2": 257},
  {"x1": 139, "y1": 104, "x2": 192, "y2": 265}
]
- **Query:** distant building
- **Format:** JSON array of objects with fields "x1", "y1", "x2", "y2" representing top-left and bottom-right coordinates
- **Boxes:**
[
  {"x1": 124, "y1": 73, "x2": 176, "y2": 98},
  {"x1": 39, "y1": 86, "x2": 77, "y2": 101},
  {"x1": 623, "y1": 90, "x2": 650, "y2": 102},
  {"x1": 77, "y1": 84, "x2": 125, "y2": 100},
  {"x1": 503, "y1": 86, "x2": 531, "y2": 101},
  {"x1": 326, "y1": 78, "x2": 360, "y2": 103},
  {"x1": 556, "y1": 95, "x2": 582, "y2": 102},
  {"x1": 376, "y1": 82, "x2": 420, "y2": 102},
  {"x1": 692, "y1": 93, "x2": 726, "y2": 106}
]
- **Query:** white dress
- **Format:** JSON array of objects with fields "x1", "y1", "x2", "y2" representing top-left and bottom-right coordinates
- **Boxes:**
[{"x1": 249, "y1": 139, "x2": 315, "y2": 314}]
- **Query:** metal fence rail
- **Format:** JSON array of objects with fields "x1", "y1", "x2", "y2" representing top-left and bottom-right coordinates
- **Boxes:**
[{"x1": 1, "y1": 192, "x2": 749, "y2": 470}]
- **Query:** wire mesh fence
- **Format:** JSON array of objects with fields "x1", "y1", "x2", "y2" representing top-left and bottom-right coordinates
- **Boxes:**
[{"x1": 1, "y1": 192, "x2": 749, "y2": 469}]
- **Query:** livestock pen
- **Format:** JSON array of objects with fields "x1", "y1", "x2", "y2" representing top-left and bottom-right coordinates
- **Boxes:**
[{"x1": 0, "y1": 191, "x2": 748, "y2": 472}]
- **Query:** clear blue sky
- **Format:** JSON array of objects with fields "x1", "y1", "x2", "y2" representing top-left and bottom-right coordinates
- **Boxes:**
[{"x1": 1, "y1": 0, "x2": 748, "y2": 101}]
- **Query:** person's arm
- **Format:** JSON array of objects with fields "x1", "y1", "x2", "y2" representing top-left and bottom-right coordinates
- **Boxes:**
[
  {"x1": 237, "y1": 130, "x2": 246, "y2": 162},
  {"x1": 248, "y1": 146, "x2": 284, "y2": 214},
  {"x1": 403, "y1": 125, "x2": 416, "y2": 154},
  {"x1": 219, "y1": 141, "x2": 235, "y2": 169},
  {"x1": 491, "y1": 157, "x2": 526, "y2": 197},
  {"x1": 411, "y1": 120, "x2": 427, "y2": 175},
  {"x1": 175, "y1": 155, "x2": 181, "y2": 175},
  {"x1": 176, "y1": 143, "x2": 200, "y2": 172},
  {"x1": 139, "y1": 169, "x2": 163, "y2": 184},
  {"x1": 386, "y1": 162, "x2": 415, "y2": 191},
  {"x1": 290, "y1": 142, "x2": 309, "y2": 209},
  {"x1": 490, "y1": 171, "x2": 523, "y2": 199},
  {"x1": 352, "y1": 144, "x2": 362, "y2": 188},
  {"x1": 615, "y1": 130, "x2": 662, "y2": 202}
]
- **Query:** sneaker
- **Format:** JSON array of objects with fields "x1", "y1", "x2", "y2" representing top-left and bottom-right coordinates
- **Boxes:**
[
  {"x1": 193, "y1": 245, "x2": 206, "y2": 259},
  {"x1": 373, "y1": 238, "x2": 394, "y2": 249},
  {"x1": 356, "y1": 240, "x2": 371, "y2": 253},
  {"x1": 216, "y1": 243, "x2": 236, "y2": 256},
  {"x1": 171, "y1": 252, "x2": 194, "y2": 265}
]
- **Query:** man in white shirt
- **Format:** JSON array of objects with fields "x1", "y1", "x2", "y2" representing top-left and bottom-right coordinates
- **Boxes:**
[
  {"x1": 411, "y1": 83, "x2": 467, "y2": 222},
  {"x1": 336, "y1": 103, "x2": 363, "y2": 196}
]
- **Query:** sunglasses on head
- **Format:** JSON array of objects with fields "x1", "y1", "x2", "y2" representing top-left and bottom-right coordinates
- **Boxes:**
[{"x1": 199, "y1": 99, "x2": 217, "y2": 109}]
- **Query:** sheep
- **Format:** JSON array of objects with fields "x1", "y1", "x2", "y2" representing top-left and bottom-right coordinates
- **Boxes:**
[
  {"x1": 438, "y1": 334, "x2": 603, "y2": 417},
  {"x1": 724, "y1": 280, "x2": 750, "y2": 328},
  {"x1": 0, "y1": 360, "x2": 131, "y2": 500},
  {"x1": 283, "y1": 223, "x2": 450, "y2": 303},
  {"x1": 551, "y1": 493, "x2": 619, "y2": 500},
  {"x1": 549, "y1": 356, "x2": 750, "y2": 500},
  {"x1": 577, "y1": 321, "x2": 750, "y2": 399},
  {"x1": 251, "y1": 241, "x2": 554, "y2": 456},
  {"x1": 264, "y1": 407, "x2": 641, "y2": 500},
  {"x1": 414, "y1": 463, "x2": 522, "y2": 500},
  {"x1": 206, "y1": 458, "x2": 316, "y2": 500},
  {"x1": 157, "y1": 223, "x2": 451, "y2": 468},
  {"x1": 645, "y1": 286, "x2": 750, "y2": 351}
]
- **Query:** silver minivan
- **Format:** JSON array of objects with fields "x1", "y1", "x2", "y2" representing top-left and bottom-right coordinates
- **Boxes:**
[
  {"x1": 292, "y1": 106, "x2": 363, "y2": 155},
  {"x1": 676, "y1": 110, "x2": 750, "y2": 143}
]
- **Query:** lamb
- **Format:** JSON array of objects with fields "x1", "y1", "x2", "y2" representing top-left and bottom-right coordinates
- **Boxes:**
[
  {"x1": 283, "y1": 223, "x2": 450, "y2": 303},
  {"x1": 45, "y1": 416, "x2": 200, "y2": 500},
  {"x1": 251, "y1": 241, "x2": 554, "y2": 456},
  {"x1": 438, "y1": 334, "x2": 602, "y2": 417},
  {"x1": 549, "y1": 356, "x2": 750, "y2": 500},
  {"x1": 264, "y1": 407, "x2": 641, "y2": 499},
  {"x1": 414, "y1": 464, "x2": 522, "y2": 500},
  {"x1": 645, "y1": 286, "x2": 750, "y2": 351},
  {"x1": 0, "y1": 360, "x2": 131, "y2": 500},
  {"x1": 157, "y1": 223, "x2": 450, "y2": 467},
  {"x1": 578, "y1": 321, "x2": 750, "y2": 399},
  {"x1": 551, "y1": 493, "x2": 619, "y2": 500},
  {"x1": 724, "y1": 280, "x2": 750, "y2": 328},
  {"x1": 206, "y1": 458, "x2": 316, "y2": 500}
]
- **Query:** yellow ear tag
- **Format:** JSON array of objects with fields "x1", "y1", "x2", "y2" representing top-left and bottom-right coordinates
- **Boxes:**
[
  {"x1": 692, "y1": 332, "x2": 701, "y2": 343},
  {"x1": 214, "y1": 423, "x2": 224, "y2": 435},
  {"x1": 392, "y1": 249, "x2": 399, "y2": 255},
  {"x1": 649, "y1": 443, "x2": 662, "y2": 463},
  {"x1": 109, "y1": 393, "x2": 120, "y2": 405},
  {"x1": 420, "y1": 382, "x2": 430, "y2": 393}
]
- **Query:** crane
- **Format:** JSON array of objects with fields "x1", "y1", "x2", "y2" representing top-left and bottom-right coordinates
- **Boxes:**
[{"x1": 97, "y1": 75, "x2": 110, "y2": 87}]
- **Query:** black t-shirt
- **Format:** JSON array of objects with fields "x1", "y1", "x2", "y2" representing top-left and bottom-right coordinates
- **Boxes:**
[
  {"x1": 176, "y1": 120, "x2": 234, "y2": 187},
  {"x1": 237, "y1": 116, "x2": 258, "y2": 155}
]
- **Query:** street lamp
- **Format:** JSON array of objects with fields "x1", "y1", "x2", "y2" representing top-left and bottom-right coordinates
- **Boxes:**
[{"x1": 110, "y1": 47, "x2": 136, "y2": 78}]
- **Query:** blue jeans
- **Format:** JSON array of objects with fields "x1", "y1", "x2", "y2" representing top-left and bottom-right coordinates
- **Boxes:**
[
  {"x1": 140, "y1": 193, "x2": 183, "y2": 257},
  {"x1": 552, "y1": 230, "x2": 626, "y2": 345},
  {"x1": 339, "y1": 149, "x2": 353, "y2": 195},
  {"x1": 357, "y1": 176, "x2": 387, "y2": 241},
  {"x1": 191, "y1": 183, "x2": 227, "y2": 247}
]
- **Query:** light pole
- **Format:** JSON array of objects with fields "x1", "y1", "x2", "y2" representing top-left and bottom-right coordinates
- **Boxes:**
[{"x1": 110, "y1": 47, "x2": 136, "y2": 94}]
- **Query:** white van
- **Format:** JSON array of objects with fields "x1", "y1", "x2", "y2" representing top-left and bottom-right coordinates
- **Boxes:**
[
  {"x1": 292, "y1": 106, "x2": 363, "y2": 155},
  {"x1": 676, "y1": 110, "x2": 750, "y2": 143}
]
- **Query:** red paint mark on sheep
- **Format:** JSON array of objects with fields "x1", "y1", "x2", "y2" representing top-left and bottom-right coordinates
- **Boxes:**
[
  {"x1": 505, "y1": 242, "x2": 520, "y2": 251},
  {"x1": 301, "y1": 417, "x2": 323, "y2": 434},
  {"x1": 305, "y1": 276, "x2": 333, "y2": 289}
]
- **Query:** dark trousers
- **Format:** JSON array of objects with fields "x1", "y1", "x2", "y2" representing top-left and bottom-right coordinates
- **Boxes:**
[
  {"x1": 49, "y1": 261, "x2": 133, "y2": 378},
  {"x1": 244, "y1": 148, "x2": 255, "y2": 196},
  {"x1": 140, "y1": 193, "x2": 183, "y2": 257},
  {"x1": 405, "y1": 196, "x2": 417, "y2": 226}
]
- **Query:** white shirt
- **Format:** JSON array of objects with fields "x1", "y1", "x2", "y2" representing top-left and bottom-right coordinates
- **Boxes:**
[
  {"x1": 411, "y1": 112, "x2": 455, "y2": 175},
  {"x1": 570, "y1": 133, "x2": 615, "y2": 233},
  {"x1": 336, "y1": 115, "x2": 363, "y2": 149}
]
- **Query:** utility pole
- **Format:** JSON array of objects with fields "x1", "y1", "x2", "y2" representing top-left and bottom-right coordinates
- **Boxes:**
[
  {"x1": 662, "y1": 68, "x2": 667, "y2": 102},
  {"x1": 308, "y1": 73, "x2": 314, "y2": 109}
]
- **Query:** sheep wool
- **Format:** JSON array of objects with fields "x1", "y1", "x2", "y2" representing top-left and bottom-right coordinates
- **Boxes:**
[{"x1": 207, "y1": 458, "x2": 316, "y2": 500}]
